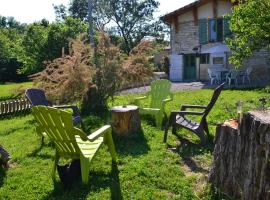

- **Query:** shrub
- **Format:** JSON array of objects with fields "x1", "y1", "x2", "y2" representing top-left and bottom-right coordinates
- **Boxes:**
[{"x1": 31, "y1": 34, "x2": 93, "y2": 103}]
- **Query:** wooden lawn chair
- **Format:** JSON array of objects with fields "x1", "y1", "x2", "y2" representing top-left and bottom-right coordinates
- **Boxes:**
[
  {"x1": 164, "y1": 83, "x2": 224, "y2": 145},
  {"x1": 135, "y1": 80, "x2": 173, "y2": 128},
  {"x1": 31, "y1": 106, "x2": 117, "y2": 184}
]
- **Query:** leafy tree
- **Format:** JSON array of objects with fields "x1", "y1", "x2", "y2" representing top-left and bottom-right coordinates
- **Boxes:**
[
  {"x1": 53, "y1": 4, "x2": 68, "y2": 21},
  {"x1": 0, "y1": 28, "x2": 25, "y2": 82},
  {"x1": 68, "y1": 0, "x2": 161, "y2": 54},
  {"x1": 18, "y1": 23, "x2": 48, "y2": 75},
  {"x1": 227, "y1": 0, "x2": 270, "y2": 68}
]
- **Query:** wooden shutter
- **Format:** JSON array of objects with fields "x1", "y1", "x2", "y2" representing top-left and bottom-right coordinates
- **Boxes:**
[
  {"x1": 199, "y1": 19, "x2": 208, "y2": 44},
  {"x1": 223, "y1": 16, "x2": 232, "y2": 39},
  {"x1": 217, "y1": 18, "x2": 223, "y2": 42}
]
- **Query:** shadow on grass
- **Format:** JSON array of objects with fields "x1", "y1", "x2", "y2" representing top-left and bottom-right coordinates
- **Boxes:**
[
  {"x1": 43, "y1": 163, "x2": 122, "y2": 200},
  {"x1": 113, "y1": 127, "x2": 150, "y2": 157},
  {"x1": 168, "y1": 133, "x2": 214, "y2": 174}
]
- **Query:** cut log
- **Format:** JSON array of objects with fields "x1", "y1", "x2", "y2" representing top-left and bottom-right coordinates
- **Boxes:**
[
  {"x1": 209, "y1": 111, "x2": 270, "y2": 200},
  {"x1": 111, "y1": 105, "x2": 141, "y2": 136}
]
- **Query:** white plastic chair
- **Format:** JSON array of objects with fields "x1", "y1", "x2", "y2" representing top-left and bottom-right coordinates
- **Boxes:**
[
  {"x1": 226, "y1": 69, "x2": 239, "y2": 86},
  {"x1": 242, "y1": 67, "x2": 253, "y2": 85},
  {"x1": 208, "y1": 68, "x2": 220, "y2": 85}
]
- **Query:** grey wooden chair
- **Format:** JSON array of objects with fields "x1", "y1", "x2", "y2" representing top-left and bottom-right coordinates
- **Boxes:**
[
  {"x1": 25, "y1": 88, "x2": 82, "y2": 127},
  {"x1": 164, "y1": 83, "x2": 224, "y2": 145}
]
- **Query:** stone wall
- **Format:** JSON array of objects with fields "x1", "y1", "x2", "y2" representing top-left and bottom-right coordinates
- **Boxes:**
[
  {"x1": 243, "y1": 49, "x2": 270, "y2": 83},
  {"x1": 171, "y1": 21, "x2": 199, "y2": 54}
]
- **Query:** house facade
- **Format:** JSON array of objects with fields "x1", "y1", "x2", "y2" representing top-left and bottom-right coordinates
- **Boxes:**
[{"x1": 161, "y1": 0, "x2": 270, "y2": 82}]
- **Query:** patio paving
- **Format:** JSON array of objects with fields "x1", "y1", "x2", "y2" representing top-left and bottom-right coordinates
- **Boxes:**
[{"x1": 120, "y1": 82, "x2": 208, "y2": 94}]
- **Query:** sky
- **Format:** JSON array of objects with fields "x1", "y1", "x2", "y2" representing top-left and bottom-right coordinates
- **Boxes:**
[{"x1": 0, "y1": 0, "x2": 196, "y2": 24}]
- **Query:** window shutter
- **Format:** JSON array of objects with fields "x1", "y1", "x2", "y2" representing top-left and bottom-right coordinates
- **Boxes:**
[
  {"x1": 217, "y1": 18, "x2": 223, "y2": 42},
  {"x1": 223, "y1": 16, "x2": 232, "y2": 39},
  {"x1": 199, "y1": 19, "x2": 207, "y2": 44}
]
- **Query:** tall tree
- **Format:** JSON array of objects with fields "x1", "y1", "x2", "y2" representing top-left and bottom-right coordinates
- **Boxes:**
[
  {"x1": 68, "y1": 0, "x2": 160, "y2": 54},
  {"x1": 227, "y1": 0, "x2": 270, "y2": 68},
  {"x1": 87, "y1": 0, "x2": 94, "y2": 46}
]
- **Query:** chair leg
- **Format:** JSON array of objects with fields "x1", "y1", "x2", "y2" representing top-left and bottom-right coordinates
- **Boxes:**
[
  {"x1": 52, "y1": 152, "x2": 60, "y2": 181},
  {"x1": 80, "y1": 156, "x2": 91, "y2": 184},
  {"x1": 156, "y1": 113, "x2": 163, "y2": 128},
  {"x1": 197, "y1": 129, "x2": 206, "y2": 146},
  {"x1": 104, "y1": 131, "x2": 117, "y2": 162},
  {"x1": 163, "y1": 121, "x2": 171, "y2": 143},
  {"x1": 164, "y1": 114, "x2": 174, "y2": 143},
  {"x1": 202, "y1": 120, "x2": 210, "y2": 139}
]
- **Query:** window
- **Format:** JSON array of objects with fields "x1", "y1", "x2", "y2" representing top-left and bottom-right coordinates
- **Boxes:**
[
  {"x1": 213, "y1": 57, "x2": 224, "y2": 65},
  {"x1": 199, "y1": 17, "x2": 231, "y2": 44},
  {"x1": 200, "y1": 54, "x2": 210, "y2": 64},
  {"x1": 208, "y1": 19, "x2": 223, "y2": 42}
]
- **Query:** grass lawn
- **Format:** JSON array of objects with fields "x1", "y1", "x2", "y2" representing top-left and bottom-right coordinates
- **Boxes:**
[
  {"x1": 0, "y1": 82, "x2": 33, "y2": 101},
  {"x1": 0, "y1": 88, "x2": 268, "y2": 199}
]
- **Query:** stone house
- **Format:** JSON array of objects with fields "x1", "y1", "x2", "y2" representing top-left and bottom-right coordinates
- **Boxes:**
[{"x1": 161, "y1": 0, "x2": 270, "y2": 82}]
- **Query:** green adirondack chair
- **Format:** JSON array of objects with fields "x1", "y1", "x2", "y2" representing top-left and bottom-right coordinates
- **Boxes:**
[
  {"x1": 31, "y1": 106, "x2": 117, "y2": 184},
  {"x1": 135, "y1": 79, "x2": 173, "y2": 128}
]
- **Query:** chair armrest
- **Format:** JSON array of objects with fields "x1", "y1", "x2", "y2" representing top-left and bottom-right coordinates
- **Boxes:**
[
  {"x1": 180, "y1": 105, "x2": 207, "y2": 111},
  {"x1": 134, "y1": 93, "x2": 149, "y2": 106},
  {"x1": 134, "y1": 96, "x2": 148, "y2": 101},
  {"x1": 53, "y1": 105, "x2": 80, "y2": 116},
  {"x1": 87, "y1": 125, "x2": 111, "y2": 142},
  {"x1": 171, "y1": 110, "x2": 204, "y2": 116}
]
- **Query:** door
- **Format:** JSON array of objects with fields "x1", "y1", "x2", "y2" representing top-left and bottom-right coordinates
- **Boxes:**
[{"x1": 184, "y1": 54, "x2": 196, "y2": 80}]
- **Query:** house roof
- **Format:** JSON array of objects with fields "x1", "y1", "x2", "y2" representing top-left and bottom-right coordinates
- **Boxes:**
[
  {"x1": 160, "y1": 0, "x2": 202, "y2": 23},
  {"x1": 160, "y1": 0, "x2": 234, "y2": 24}
]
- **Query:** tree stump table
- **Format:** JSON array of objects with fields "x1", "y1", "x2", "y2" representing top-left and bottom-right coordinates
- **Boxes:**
[
  {"x1": 111, "y1": 105, "x2": 141, "y2": 136},
  {"x1": 209, "y1": 111, "x2": 270, "y2": 200}
]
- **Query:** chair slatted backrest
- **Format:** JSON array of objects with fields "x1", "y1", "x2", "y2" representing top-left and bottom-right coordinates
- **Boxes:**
[
  {"x1": 150, "y1": 79, "x2": 172, "y2": 108},
  {"x1": 25, "y1": 88, "x2": 50, "y2": 106},
  {"x1": 32, "y1": 106, "x2": 80, "y2": 158},
  {"x1": 202, "y1": 83, "x2": 224, "y2": 119}
]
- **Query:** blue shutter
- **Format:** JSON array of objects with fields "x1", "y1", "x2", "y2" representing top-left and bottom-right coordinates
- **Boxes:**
[{"x1": 199, "y1": 19, "x2": 208, "y2": 44}]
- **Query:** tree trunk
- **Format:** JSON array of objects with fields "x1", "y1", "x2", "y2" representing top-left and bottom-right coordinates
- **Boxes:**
[
  {"x1": 209, "y1": 111, "x2": 270, "y2": 200},
  {"x1": 111, "y1": 106, "x2": 141, "y2": 136},
  {"x1": 88, "y1": 0, "x2": 94, "y2": 47}
]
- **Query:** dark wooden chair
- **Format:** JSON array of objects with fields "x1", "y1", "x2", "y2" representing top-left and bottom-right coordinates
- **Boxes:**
[
  {"x1": 25, "y1": 88, "x2": 82, "y2": 126},
  {"x1": 164, "y1": 83, "x2": 225, "y2": 145}
]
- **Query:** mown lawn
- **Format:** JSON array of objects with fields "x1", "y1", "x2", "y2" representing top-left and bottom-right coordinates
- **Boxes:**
[
  {"x1": 0, "y1": 82, "x2": 33, "y2": 100},
  {"x1": 0, "y1": 88, "x2": 269, "y2": 199}
]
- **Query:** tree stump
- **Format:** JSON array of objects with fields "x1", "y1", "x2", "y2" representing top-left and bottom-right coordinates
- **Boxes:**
[
  {"x1": 209, "y1": 111, "x2": 270, "y2": 200},
  {"x1": 111, "y1": 105, "x2": 141, "y2": 136},
  {"x1": 0, "y1": 145, "x2": 10, "y2": 168}
]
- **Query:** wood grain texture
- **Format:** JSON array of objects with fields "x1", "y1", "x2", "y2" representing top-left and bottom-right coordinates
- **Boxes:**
[{"x1": 209, "y1": 111, "x2": 270, "y2": 200}]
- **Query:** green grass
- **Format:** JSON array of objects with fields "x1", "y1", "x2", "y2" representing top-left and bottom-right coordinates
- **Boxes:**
[
  {"x1": 0, "y1": 89, "x2": 268, "y2": 199},
  {"x1": 0, "y1": 82, "x2": 33, "y2": 100}
]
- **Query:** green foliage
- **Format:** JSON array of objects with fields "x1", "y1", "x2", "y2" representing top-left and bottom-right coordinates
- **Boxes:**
[
  {"x1": 0, "y1": 15, "x2": 88, "y2": 82},
  {"x1": 227, "y1": 0, "x2": 270, "y2": 68},
  {"x1": 68, "y1": 0, "x2": 165, "y2": 54},
  {"x1": 0, "y1": 28, "x2": 26, "y2": 82},
  {"x1": 0, "y1": 89, "x2": 268, "y2": 199}
]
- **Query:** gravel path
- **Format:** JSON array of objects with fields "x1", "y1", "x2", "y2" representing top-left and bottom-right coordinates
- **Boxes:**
[{"x1": 120, "y1": 82, "x2": 211, "y2": 94}]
